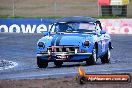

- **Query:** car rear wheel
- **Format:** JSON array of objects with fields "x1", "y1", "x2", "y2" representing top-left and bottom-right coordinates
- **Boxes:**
[
  {"x1": 37, "y1": 57, "x2": 48, "y2": 68},
  {"x1": 86, "y1": 45, "x2": 98, "y2": 65},
  {"x1": 54, "y1": 61, "x2": 63, "y2": 67},
  {"x1": 101, "y1": 48, "x2": 110, "y2": 63},
  {"x1": 76, "y1": 76, "x2": 86, "y2": 84}
]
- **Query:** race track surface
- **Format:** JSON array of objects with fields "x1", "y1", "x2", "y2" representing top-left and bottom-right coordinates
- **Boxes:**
[{"x1": 0, "y1": 33, "x2": 132, "y2": 80}]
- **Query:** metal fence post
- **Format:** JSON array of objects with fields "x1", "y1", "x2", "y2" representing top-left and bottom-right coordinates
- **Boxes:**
[
  {"x1": 98, "y1": 4, "x2": 100, "y2": 16},
  {"x1": 54, "y1": 0, "x2": 57, "y2": 16},
  {"x1": 12, "y1": 0, "x2": 15, "y2": 17}
]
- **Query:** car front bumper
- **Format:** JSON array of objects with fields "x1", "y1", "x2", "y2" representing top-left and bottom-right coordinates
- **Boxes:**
[{"x1": 37, "y1": 52, "x2": 92, "y2": 62}]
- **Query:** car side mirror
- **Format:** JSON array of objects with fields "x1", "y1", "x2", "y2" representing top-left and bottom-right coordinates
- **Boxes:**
[
  {"x1": 100, "y1": 30, "x2": 106, "y2": 34},
  {"x1": 43, "y1": 31, "x2": 49, "y2": 36}
]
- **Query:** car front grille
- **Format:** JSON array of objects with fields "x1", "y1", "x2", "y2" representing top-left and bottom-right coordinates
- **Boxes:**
[{"x1": 47, "y1": 46, "x2": 79, "y2": 52}]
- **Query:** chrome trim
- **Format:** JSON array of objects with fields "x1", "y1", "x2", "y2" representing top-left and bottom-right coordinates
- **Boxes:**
[
  {"x1": 37, "y1": 46, "x2": 92, "y2": 57},
  {"x1": 37, "y1": 54, "x2": 49, "y2": 56},
  {"x1": 76, "y1": 53, "x2": 92, "y2": 55},
  {"x1": 47, "y1": 46, "x2": 79, "y2": 52},
  {"x1": 52, "y1": 52, "x2": 75, "y2": 56},
  {"x1": 37, "y1": 52, "x2": 92, "y2": 56}
]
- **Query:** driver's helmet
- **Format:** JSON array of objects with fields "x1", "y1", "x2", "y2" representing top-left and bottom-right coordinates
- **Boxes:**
[{"x1": 58, "y1": 23, "x2": 68, "y2": 32}]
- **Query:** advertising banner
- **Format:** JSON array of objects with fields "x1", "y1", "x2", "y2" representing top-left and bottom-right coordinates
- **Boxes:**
[
  {"x1": 0, "y1": 18, "x2": 132, "y2": 34},
  {"x1": 0, "y1": 18, "x2": 53, "y2": 33},
  {"x1": 100, "y1": 19, "x2": 132, "y2": 34}
]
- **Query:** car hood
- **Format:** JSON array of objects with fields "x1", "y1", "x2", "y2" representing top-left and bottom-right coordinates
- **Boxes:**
[
  {"x1": 56, "y1": 33, "x2": 93, "y2": 46},
  {"x1": 39, "y1": 33, "x2": 94, "y2": 47}
]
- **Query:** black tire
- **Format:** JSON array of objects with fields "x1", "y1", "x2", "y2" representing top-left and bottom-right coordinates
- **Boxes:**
[
  {"x1": 37, "y1": 57, "x2": 48, "y2": 68},
  {"x1": 76, "y1": 76, "x2": 86, "y2": 84},
  {"x1": 54, "y1": 61, "x2": 63, "y2": 67},
  {"x1": 86, "y1": 45, "x2": 98, "y2": 65},
  {"x1": 101, "y1": 48, "x2": 110, "y2": 63}
]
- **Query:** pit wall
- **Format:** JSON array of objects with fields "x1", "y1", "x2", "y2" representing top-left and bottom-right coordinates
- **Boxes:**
[{"x1": 0, "y1": 18, "x2": 132, "y2": 34}]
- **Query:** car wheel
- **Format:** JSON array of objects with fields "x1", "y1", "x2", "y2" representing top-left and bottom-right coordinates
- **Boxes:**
[
  {"x1": 101, "y1": 48, "x2": 110, "y2": 63},
  {"x1": 37, "y1": 57, "x2": 48, "y2": 68},
  {"x1": 54, "y1": 61, "x2": 63, "y2": 67},
  {"x1": 76, "y1": 76, "x2": 86, "y2": 84},
  {"x1": 86, "y1": 45, "x2": 98, "y2": 65}
]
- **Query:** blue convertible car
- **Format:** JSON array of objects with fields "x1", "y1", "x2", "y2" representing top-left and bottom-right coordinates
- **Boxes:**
[{"x1": 36, "y1": 16, "x2": 113, "y2": 68}]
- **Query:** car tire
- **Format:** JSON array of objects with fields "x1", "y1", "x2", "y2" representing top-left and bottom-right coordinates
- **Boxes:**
[
  {"x1": 37, "y1": 57, "x2": 48, "y2": 68},
  {"x1": 76, "y1": 76, "x2": 86, "y2": 84},
  {"x1": 54, "y1": 61, "x2": 63, "y2": 67},
  {"x1": 101, "y1": 48, "x2": 110, "y2": 63},
  {"x1": 86, "y1": 45, "x2": 98, "y2": 65}
]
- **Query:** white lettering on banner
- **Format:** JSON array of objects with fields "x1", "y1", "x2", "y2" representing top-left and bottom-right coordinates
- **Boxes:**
[
  {"x1": 0, "y1": 24, "x2": 49, "y2": 33},
  {"x1": 37, "y1": 24, "x2": 47, "y2": 33},
  {"x1": 9, "y1": 24, "x2": 20, "y2": 33},
  {"x1": 0, "y1": 25, "x2": 8, "y2": 33},
  {"x1": 21, "y1": 24, "x2": 36, "y2": 33}
]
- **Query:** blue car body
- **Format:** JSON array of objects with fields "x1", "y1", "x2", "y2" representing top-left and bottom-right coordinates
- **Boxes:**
[{"x1": 36, "y1": 16, "x2": 112, "y2": 68}]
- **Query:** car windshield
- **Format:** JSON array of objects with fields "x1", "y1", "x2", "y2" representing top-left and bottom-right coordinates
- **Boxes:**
[{"x1": 50, "y1": 22, "x2": 96, "y2": 34}]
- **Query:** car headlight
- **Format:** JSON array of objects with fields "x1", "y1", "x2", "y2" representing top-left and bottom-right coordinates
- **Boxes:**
[
  {"x1": 83, "y1": 41, "x2": 89, "y2": 47},
  {"x1": 38, "y1": 42, "x2": 45, "y2": 48}
]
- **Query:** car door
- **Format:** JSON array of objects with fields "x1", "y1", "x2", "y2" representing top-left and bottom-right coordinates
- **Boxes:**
[
  {"x1": 103, "y1": 33, "x2": 110, "y2": 51},
  {"x1": 96, "y1": 23, "x2": 106, "y2": 55},
  {"x1": 100, "y1": 33, "x2": 106, "y2": 54},
  {"x1": 95, "y1": 24, "x2": 104, "y2": 56}
]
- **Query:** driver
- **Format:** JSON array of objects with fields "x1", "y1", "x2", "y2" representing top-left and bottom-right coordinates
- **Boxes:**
[
  {"x1": 58, "y1": 23, "x2": 69, "y2": 32},
  {"x1": 95, "y1": 21, "x2": 102, "y2": 34}
]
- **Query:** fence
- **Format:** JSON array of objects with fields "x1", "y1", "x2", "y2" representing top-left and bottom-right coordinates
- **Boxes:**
[{"x1": 0, "y1": 0, "x2": 132, "y2": 17}]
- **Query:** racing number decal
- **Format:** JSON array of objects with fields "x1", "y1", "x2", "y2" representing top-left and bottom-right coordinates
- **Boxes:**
[{"x1": 101, "y1": 41, "x2": 105, "y2": 52}]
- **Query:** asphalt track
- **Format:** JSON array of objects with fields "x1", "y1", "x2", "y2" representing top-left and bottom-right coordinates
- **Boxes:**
[{"x1": 0, "y1": 33, "x2": 132, "y2": 80}]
